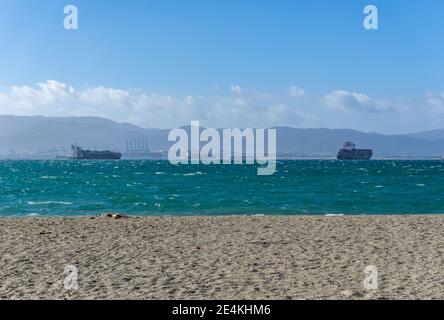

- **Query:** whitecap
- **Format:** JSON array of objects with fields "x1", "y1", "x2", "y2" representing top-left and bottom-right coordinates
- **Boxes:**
[
  {"x1": 28, "y1": 201, "x2": 73, "y2": 205},
  {"x1": 183, "y1": 172, "x2": 205, "y2": 176}
]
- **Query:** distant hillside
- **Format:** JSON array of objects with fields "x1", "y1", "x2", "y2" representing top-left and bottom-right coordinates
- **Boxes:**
[
  {"x1": 407, "y1": 129, "x2": 444, "y2": 141},
  {"x1": 1, "y1": 115, "x2": 444, "y2": 157},
  {"x1": 0, "y1": 116, "x2": 161, "y2": 152}
]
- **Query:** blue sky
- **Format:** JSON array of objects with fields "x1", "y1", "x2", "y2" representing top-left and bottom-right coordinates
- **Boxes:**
[{"x1": 0, "y1": 0, "x2": 443, "y2": 133}]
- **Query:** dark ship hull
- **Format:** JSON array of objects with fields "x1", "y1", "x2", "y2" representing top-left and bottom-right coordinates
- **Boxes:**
[
  {"x1": 337, "y1": 149, "x2": 373, "y2": 160},
  {"x1": 72, "y1": 151, "x2": 121, "y2": 160},
  {"x1": 71, "y1": 145, "x2": 121, "y2": 160}
]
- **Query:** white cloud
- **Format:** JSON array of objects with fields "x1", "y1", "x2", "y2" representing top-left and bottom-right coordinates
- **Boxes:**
[
  {"x1": 289, "y1": 85, "x2": 305, "y2": 98},
  {"x1": 230, "y1": 85, "x2": 247, "y2": 95},
  {"x1": 324, "y1": 90, "x2": 392, "y2": 113},
  {"x1": 0, "y1": 80, "x2": 308, "y2": 129},
  {"x1": 426, "y1": 92, "x2": 444, "y2": 112}
]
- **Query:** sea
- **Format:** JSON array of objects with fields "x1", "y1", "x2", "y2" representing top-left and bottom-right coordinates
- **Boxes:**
[{"x1": 0, "y1": 160, "x2": 443, "y2": 217}]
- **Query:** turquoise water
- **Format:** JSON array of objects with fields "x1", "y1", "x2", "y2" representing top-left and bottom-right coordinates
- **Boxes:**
[{"x1": 0, "y1": 160, "x2": 443, "y2": 216}]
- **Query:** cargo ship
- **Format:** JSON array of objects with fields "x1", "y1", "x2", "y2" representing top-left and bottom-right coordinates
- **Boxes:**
[
  {"x1": 337, "y1": 141, "x2": 373, "y2": 160},
  {"x1": 70, "y1": 144, "x2": 121, "y2": 160}
]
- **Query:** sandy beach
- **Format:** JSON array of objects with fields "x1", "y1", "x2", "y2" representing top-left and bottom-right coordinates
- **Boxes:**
[{"x1": 0, "y1": 215, "x2": 443, "y2": 300}]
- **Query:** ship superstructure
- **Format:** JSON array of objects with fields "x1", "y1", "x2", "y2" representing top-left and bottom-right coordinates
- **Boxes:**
[{"x1": 337, "y1": 142, "x2": 373, "y2": 160}]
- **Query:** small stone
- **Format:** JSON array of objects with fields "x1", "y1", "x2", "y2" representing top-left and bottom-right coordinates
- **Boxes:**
[
  {"x1": 340, "y1": 290, "x2": 353, "y2": 297},
  {"x1": 101, "y1": 213, "x2": 114, "y2": 218}
]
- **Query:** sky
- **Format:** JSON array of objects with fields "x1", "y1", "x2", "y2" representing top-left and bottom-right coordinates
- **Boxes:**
[{"x1": 0, "y1": 0, "x2": 443, "y2": 133}]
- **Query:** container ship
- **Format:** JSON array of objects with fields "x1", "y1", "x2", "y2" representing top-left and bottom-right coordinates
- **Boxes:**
[
  {"x1": 70, "y1": 144, "x2": 121, "y2": 160},
  {"x1": 337, "y1": 141, "x2": 373, "y2": 160}
]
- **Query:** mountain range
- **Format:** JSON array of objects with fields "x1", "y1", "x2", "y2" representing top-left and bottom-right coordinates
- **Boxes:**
[{"x1": 1, "y1": 115, "x2": 444, "y2": 158}]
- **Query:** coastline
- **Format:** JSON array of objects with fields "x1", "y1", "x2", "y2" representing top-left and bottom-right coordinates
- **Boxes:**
[{"x1": 1, "y1": 215, "x2": 443, "y2": 299}]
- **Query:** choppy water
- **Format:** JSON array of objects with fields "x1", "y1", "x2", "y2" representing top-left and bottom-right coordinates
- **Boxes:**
[{"x1": 0, "y1": 160, "x2": 443, "y2": 216}]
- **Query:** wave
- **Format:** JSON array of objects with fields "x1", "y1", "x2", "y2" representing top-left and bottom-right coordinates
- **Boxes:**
[{"x1": 28, "y1": 201, "x2": 73, "y2": 206}]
